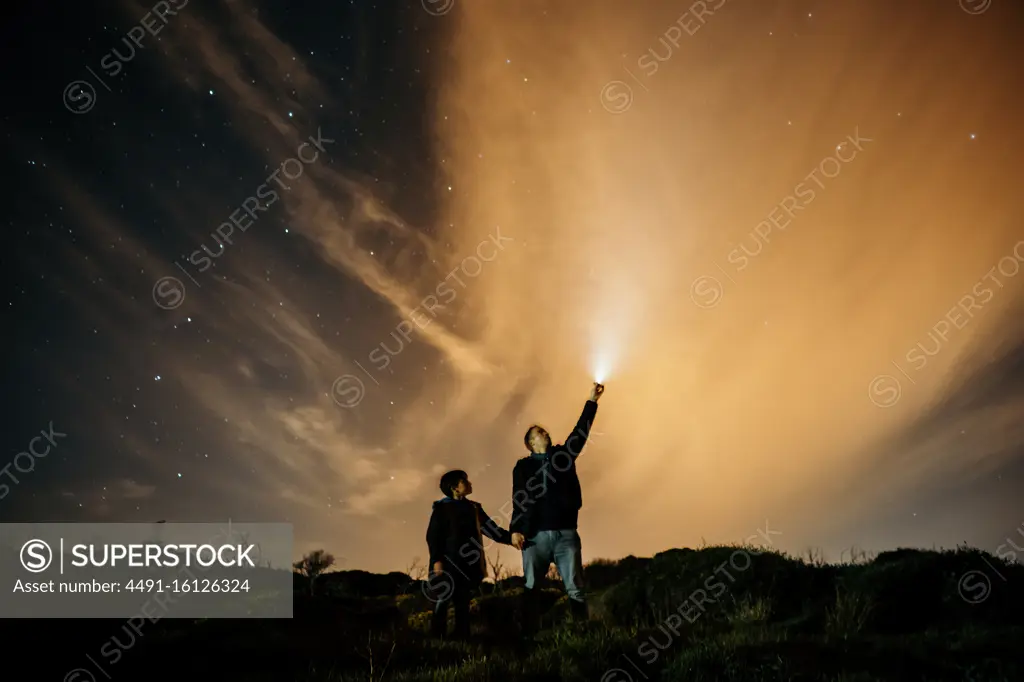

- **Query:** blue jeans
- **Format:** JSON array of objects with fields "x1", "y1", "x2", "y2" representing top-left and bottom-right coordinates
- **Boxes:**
[{"x1": 522, "y1": 529, "x2": 585, "y2": 602}]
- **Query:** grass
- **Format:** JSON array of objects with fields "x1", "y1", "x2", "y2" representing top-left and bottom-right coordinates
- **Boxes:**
[
  {"x1": 8, "y1": 545, "x2": 1022, "y2": 681},
  {"x1": 825, "y1": 587, "x2": 875, "y2": 639}
]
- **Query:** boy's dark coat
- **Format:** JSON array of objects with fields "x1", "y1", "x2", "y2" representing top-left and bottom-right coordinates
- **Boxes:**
[{"x1": 426, "y1": 498, "x2": 511, "y2": 583}]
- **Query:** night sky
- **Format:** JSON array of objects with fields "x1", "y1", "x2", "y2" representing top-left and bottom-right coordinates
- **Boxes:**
[{"x1": 3, "y1": 0, "x2": 1023, "y2": 574}]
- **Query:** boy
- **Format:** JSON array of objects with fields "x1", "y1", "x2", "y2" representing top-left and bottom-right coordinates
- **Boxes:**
[{"x1": 425, "y1": 469, "x2": 513, "y2": 638}]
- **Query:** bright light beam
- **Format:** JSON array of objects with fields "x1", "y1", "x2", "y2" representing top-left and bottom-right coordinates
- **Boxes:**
[
  {"x1": 586, "y1": 262, "x2": 639, "y2": 387},
  {"x1": 591, "y1": 350, "x2": 612, "y2": 384}
]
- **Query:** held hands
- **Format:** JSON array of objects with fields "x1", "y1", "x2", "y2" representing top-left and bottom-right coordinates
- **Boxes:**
[
  {"x1": 511, "y1": 533, "x2": 525, "y2": 550},
  {"x1": 589, "y1": 382, "x2": 605, "y2": 402}
]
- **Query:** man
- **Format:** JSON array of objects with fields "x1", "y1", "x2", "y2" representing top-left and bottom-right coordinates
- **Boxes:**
[{"x1": 510, "y1": 382, "x2": 604, "y2": 631}]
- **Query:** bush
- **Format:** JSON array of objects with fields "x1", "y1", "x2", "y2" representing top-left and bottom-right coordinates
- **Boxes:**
[{"x1": 601, "y1": 545, "x2": 827, "y2": 628}]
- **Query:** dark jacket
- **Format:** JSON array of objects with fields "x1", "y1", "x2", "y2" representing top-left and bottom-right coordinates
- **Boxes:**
[
  {"x1": 425, "y1": 497, "x2": 512, "y2": 583},
  {"x1": 510, "y1": 400, "x2": 599, "y2": 537}
]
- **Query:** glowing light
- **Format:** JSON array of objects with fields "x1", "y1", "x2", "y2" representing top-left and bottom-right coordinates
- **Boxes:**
[
  {"x1": 590, "y1": 348, "x2": 614, "y2": 385},
  {"x1": 587, "y1": 271, "x2": 636, "y2": 388}
]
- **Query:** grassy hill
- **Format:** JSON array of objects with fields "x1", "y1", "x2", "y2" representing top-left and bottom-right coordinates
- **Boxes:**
[{"x1": 15, "y1": 544, "x2": 1023, "y2": 681}]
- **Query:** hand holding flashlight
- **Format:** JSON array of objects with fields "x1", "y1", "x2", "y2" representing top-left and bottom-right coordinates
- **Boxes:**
[{"x1": 589, "y1": 382, "x2": 605, "y2": 402}]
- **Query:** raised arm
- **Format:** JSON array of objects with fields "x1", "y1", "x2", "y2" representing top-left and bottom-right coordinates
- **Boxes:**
[{"x1": 563, "y1": 398, "x2": 599, "y2": 459}]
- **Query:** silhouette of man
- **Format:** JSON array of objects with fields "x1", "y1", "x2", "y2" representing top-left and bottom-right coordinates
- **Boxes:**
[{"x1": 510, "y1": 382, "x2": 604, "y2": 632}]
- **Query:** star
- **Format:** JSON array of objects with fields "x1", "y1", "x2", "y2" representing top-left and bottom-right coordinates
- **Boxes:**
[{"x1": 6, "y1": 0, "x2": 1020, "y2": 590}]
